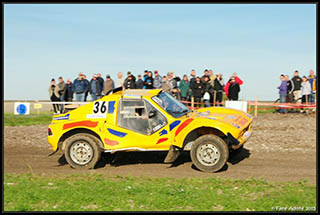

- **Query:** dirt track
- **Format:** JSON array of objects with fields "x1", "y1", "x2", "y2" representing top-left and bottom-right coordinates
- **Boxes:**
[{"x1": 4, "y1": 113, "x2": 317, "y2": 184}]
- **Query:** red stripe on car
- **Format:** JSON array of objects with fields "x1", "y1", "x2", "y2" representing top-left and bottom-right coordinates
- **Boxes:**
[
  {"x1": 156, "y1": 138, "x2": 168, "y2": 144},
  {"x1": 63, "y1": 120, "x2": 98, "y2": 130},
  {"x1": 175, "y1": 118, "x2": 194, "y2": 136},
  {"x1": 104, "y1": 138, "x2": 119, "y2": 146}
]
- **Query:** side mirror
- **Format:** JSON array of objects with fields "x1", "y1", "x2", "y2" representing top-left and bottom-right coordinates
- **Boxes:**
[{"x1": 148, "y1": 109, "x2": 156, "y2": 118}]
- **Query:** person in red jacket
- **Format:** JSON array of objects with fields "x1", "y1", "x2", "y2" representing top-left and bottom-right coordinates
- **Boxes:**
[{"x1": 224, "y1": 73, "x2": 243, "y2": 98}]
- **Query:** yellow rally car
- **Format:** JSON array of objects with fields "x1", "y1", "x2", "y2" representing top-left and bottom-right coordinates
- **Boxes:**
[{"x1": 48, "y1": 88, "x2": 253, "y2": 172}]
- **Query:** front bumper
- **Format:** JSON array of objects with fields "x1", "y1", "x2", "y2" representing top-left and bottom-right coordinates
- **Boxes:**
[{"x1": 228, "y1": 123, "x2": 253, "y2": 150}]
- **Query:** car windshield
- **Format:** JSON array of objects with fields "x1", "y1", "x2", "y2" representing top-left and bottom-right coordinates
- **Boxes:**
[{"x1": 152, "y1": 92, "x2": 190, "y2": 118}]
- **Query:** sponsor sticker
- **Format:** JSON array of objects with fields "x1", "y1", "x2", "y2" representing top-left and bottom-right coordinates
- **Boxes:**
[{"x1": 87, "y1": 113, "x2": 106, "y2": 119}]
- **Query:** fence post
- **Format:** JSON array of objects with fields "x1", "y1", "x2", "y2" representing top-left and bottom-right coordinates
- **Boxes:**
[
  {"x1": 254, "y1": 97, "x2": 258, "y2": 117},
  {"x1": 191, "y1": 97, "x2": 194, "y2": 110},
  {"x1": 213, "y1": 91, "x2": 216, "y2": 107}
]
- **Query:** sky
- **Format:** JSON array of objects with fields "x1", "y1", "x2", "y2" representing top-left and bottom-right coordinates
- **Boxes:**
[{"x1": 4, "y1": 4, "x2": 316, "y2": 101}]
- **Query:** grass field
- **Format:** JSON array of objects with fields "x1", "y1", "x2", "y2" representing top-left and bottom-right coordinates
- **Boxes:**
[
  {"x1": 4, "y1": 173, "x2": 316, "y2": 212},
  {"x1": 3, "y1": 113, "x2": 53, "y2": 126}
]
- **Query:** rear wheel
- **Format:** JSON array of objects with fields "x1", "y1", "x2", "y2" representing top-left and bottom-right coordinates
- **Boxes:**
[
  {"x1": 190, "y1": 135, "x2": 229, "y2": 172},
  {"x1": 64, "y1": 134, "x2": 102, "y2": 169}
]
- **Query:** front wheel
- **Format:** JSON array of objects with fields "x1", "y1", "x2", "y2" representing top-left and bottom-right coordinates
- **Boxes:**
[
  {"x1": 190, "y1": 135, "x2": 229, "y2": 172},
  {"x1": 64, "y1": 134, "x2": 102, "y2": 169}
]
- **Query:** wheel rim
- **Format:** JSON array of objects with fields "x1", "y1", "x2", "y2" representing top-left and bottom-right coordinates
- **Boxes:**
[
  {"x1": 69, "y1": 140, "x2": 93, "y2": 165},
  {"x1": 196, "y1": 142, "x2": 220, "y2": 166}
]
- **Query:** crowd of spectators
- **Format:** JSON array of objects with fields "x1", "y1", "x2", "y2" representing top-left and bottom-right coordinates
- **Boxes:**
[
  {"x1": 278, "y1": 69, "x2": 316, "y2": 114},
  {"x1": 49, "y1": 69, "x2": 244, "y2": 113}
]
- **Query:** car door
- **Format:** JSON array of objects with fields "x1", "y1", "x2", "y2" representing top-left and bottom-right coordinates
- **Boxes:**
[{"x1": 103, "y1": 98, "x2": 171, "y2": 151}]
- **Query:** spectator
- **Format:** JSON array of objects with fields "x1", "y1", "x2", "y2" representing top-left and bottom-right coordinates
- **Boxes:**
[
  {"x1": 203, "y1": 76, "x2": 214, "y2": 107},
  {"x1": 143, "y1": 70, "x2": 149, "y2": 82},
  {"x1": 301, "y1": 76, "x2": 312, "y2": 113},
  {"x1": 224, "y1": 73, "x2": 243, "y2": 98},
  {"x1": 153, "y1": 70, "x2": 162, "y2": 89},
  {"x1": 48, "y1": 78, "x2": 60, "y2": 113},
  {"x1": 64, "y1": 79, "x2": 73, "y2": 101},
  {"x1": 167, "y1": 72, "x2": 180, "y2": 90},
  {"x1": 171, "y1": 87, "x2": 182, "y2": 101},
  {"x1": 96, "y1": 73, "x2": 104, "y2": 98},
  {"x1": 227, "y1": 77, "x2": 240, "y2": 101},
  {"x1": 57, "y1": 76, "x2": 66, "y2": 113},
  {"x1": 213, "y1": 73, "x2": 224, "y2": 106},
  {"x1": 291, "y1": 70, "x2": 302, "y2": 103},
  {"x1": 136, "y1": 74, "x2": 144, "y2": 89},
  {"x1": 161, "y1": 76, "x2": 171, "y2": 93},
  {"x1": 208, "y1": 69, "x2": 216, "y2": 87},
  {"x1": 278, "y1": 74, "x2": 288, "y2": 114},
  {"x1": 89, "y1": 74, "x2": 103, "y2": 101},
  {"x1": 308, "y1": 69, "x2": 316, "y2": 103},
  {"x1": 124, "y1": 72, "x2": 136, "y2": 89},
  {"x1": 201, "y1": 69, "x2": 210, "y2": 82},
  {"x1": 284, "y1": 75, "x2": 294, "y2": 103},
  {"x1": 178, "y1": 75, "x2": 190, "y2": 101},
  {"x1": 144, "y1": 71, "x2": 154, "y2": 89},
  {"x1": 72, "y1": 73, "x2": 89, "y2": 102},
  {"x1": 103, "y1": 75, "x2": 115, "y2": 95},
  {"x1": 82, "y1": 74, "x2": 90, "y2": 102},
  {"x1": 191, "y1": 77, "x2": 204, "y2": 107},
  {"x1": 116, "y1": 72, "x2": 124, "y2": 88},
  {"x1": 189, "y1": 69, "x2": 196, "y2": 87}
]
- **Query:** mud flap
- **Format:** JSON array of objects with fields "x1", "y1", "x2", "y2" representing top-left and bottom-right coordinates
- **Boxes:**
[
  {"x1": 48, "y1": 147, "x2": 60, "y2": 156},
  {"x1": 164, "y1": 145, "x2": 181, "y2": 163},
  {"x1": 227, "y1": 132, "x2": 240, "y2": 146}
]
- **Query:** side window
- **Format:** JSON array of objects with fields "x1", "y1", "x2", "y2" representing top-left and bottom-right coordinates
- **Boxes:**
[
  {"x1": 118, "y1": 99, "x2": 151, "y2": 135},
  {"x1": 145, "y1": 100, "x2": 167, "y2": 133}
]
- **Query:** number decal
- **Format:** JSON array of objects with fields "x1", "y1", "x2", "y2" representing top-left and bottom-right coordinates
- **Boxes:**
[
  {"x1": 101, "y1": 101, "x2": 106, "y2": 113},
  {"x1": 92, "y1": 101, "x2": 108, "y2": 114},
  {"x1": 93, "y1": 101, "x2": 100, "y2": 113}
]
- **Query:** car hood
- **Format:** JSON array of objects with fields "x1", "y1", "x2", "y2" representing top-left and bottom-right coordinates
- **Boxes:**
[{"x1": 189, "y1": 107, "x2": 253, "y2": 130}]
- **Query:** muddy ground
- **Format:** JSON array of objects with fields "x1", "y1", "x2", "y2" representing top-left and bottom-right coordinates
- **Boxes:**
[{"x1": 3, "y1": 113, "x2": 317, "y2": 184}]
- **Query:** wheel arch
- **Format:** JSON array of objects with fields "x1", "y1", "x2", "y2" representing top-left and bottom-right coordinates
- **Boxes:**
[
  {"x1": 182, "y1": 126, "x2": 227, "y2": 149},
  {"x1": 58, "y1": 128, "x2": 104, "y2": 151}
]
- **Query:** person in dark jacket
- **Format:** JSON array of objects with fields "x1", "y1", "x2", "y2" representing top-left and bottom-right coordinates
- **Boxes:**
[
  {"x1": 72, "y1": 73, "x2": 89, "y2": 102},
  {"x1": 291, "y1": 70, "x2": 302, "y2": 103},
  {"x1": 203, "y1": 76, "x2": 214, "y2": 107},
  {"x1": 227, "y1": 77, "x2": 240, "y2": 101},
  {"x1": 213, "y1": 74, "x2": 224, "y2": 106},
  {"x1": 48, "y1": 78, "x2": 60, "y2": 113},
  {"x1": 96, "y1": 73, "x2": 104, "y2": 98},
  {"x1": 64, "y1": 79, "x2": 73, "y2": 101},
  {"x1": 124, "y1": 73, "x2": 136, "y2": 89},
  {"x1": 89, "y1": 74, "x2": 103, "y2": 101},
  {"x1": 191, "y1": 77, "x2": 204, "y2": 107},
  {"x1": 285, "y1": 75, "x2": 294, "y2": 103},
  {"x1": 135, "y1": 75, "x2": 144, "y2": 89},
  {"x1": 144, "y1": 71, "x2": 154, "y2": 89},
  {"x1": 82, "y1": 74, "x2": 90, "y2": 102}
]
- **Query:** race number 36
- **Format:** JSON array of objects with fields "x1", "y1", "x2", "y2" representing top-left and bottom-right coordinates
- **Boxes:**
[{"x1": 93, "y1": 101, "x2": 107, "y2": 114}]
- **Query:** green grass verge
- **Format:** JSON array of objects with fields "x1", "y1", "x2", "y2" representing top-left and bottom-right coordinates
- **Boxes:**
[
  {"x1": 4, "y1": 173, "x2": 316, "y2": 212},
  {"x1": 3, "y1": 113, "x2": 53, "y2": 126}
]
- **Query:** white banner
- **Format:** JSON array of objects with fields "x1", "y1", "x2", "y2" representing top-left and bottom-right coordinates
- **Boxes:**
[{"x1": 225, "y1": 101, "x2": 247, "y2": 113}]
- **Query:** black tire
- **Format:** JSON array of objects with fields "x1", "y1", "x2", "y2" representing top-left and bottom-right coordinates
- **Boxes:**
[
  {"x1": 190, "y1": 135, "x2": 229, "y2": 173},
  {"x1": 64, "y1": 133, "x2": 102, "y2": 169}
]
